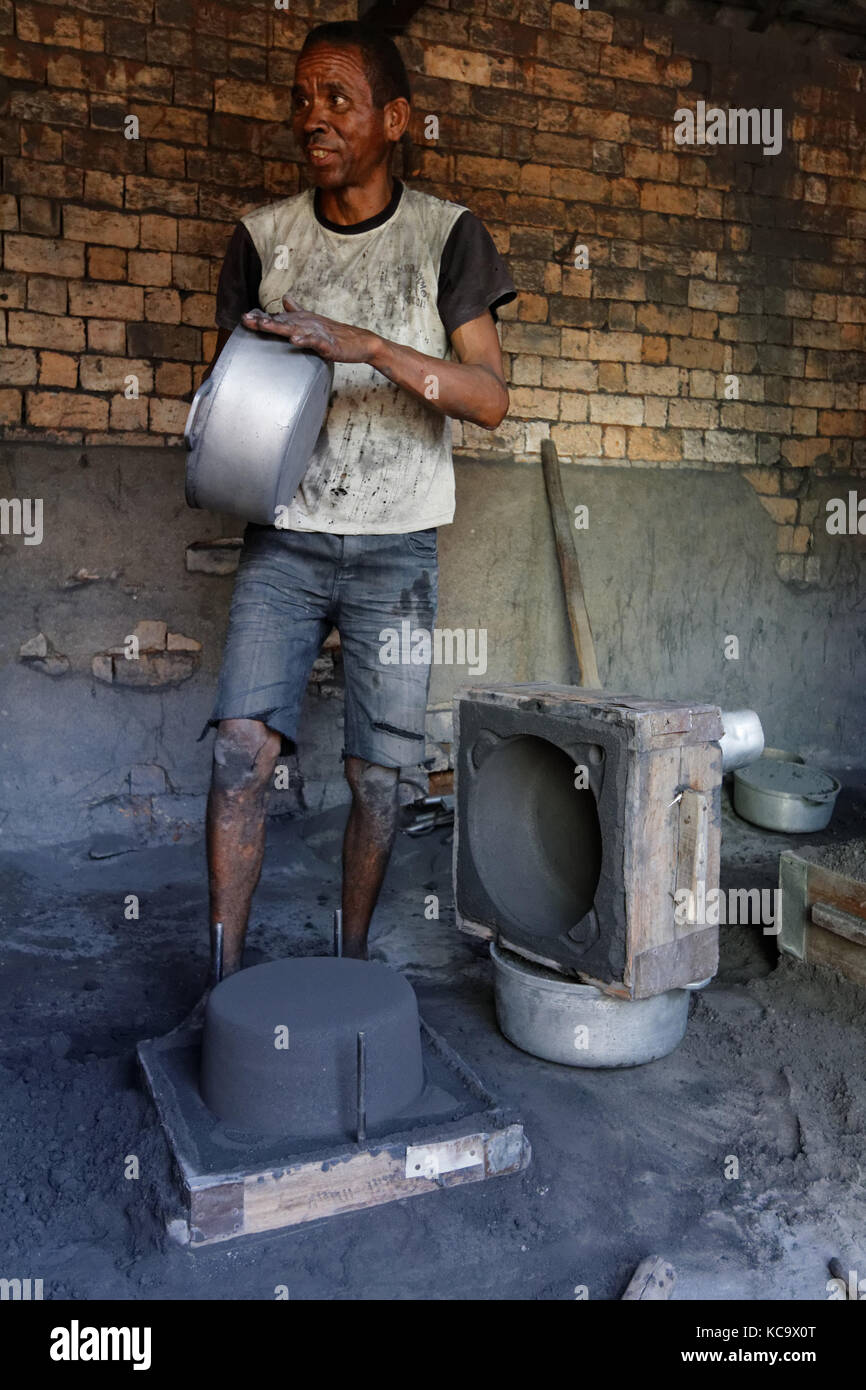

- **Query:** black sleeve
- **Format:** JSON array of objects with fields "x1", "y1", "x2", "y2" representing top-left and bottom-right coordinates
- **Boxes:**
[
  {"x1": 215, "y1": 223, "x2": 263, "y2": 330},
  {"x1": 437, "y1": 210, "x2": 517, "y2": 337}
]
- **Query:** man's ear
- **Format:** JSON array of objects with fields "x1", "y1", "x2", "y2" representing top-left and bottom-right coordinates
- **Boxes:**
[{"x1": 385, "y1": 97, "x2": 410, "y2": 144}]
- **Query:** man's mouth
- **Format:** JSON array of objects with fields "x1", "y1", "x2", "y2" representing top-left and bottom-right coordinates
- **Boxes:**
[{"x1": 308, "y1": 147, "x2": 337, "y2": 165}]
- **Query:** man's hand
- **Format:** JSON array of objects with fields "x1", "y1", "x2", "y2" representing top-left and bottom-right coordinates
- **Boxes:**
[{"x1": 241, "y1": 294, "x2": 378, "y2": 364}]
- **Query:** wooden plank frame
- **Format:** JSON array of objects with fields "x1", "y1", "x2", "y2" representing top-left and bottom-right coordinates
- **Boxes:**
[
  {"x1": 779, "y1": 850, "x2": 866, "y2": 989},
  {"x1": 138, "y1": 1019, "x2": 530, "y2": 1247}
]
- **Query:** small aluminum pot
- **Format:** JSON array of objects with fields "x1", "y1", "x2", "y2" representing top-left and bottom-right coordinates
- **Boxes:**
[
  {"x1": 490, "y1": 943, "x2": 690, "y2": 1068},
  {"x1": 732, "y1": 757, "x2": 841, "y2": 833},
  {"x1": 185, "y1": 323, "x2": 333, "y2": 525}
]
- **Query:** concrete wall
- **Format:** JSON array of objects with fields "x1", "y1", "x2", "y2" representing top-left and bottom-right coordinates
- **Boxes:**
[{"x1": 2, "y1": 441, "x2": 863, "y2": 850}]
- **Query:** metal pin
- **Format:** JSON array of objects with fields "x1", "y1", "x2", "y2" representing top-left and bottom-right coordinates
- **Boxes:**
[
  {"x1": 333, "y1": 908, "x2": 343, "y2": 957},
  {"x1": 213, "y1": 921, "x2": 224, "y2": 985},
  {"x1": 356, "y1": 1030, "x2": 366, "y2": 1145}
]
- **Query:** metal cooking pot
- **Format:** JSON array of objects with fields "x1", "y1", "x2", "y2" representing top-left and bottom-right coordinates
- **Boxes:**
[
  {"x1": 732, "y1": 757, "x2": 841, "y2": 832},
  {"x1": 490, "y1": 942, "x2": 690, "y2": 1067},
  {"x1": 184, "y1": 324, "x2": 333, "y2": 525}
]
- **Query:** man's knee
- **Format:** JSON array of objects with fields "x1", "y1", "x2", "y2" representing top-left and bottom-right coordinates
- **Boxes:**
[
  {"x1": 345, "y1": 757, "x2": 399, "y2": 816},
  {"x1": 212, "y1": 719, "x2": 281, "y2": 795}
]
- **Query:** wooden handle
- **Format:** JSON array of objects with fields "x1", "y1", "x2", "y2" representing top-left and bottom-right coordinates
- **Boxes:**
[{"x1": 541, "y1": 439, "x2": 601, "y2": 687}]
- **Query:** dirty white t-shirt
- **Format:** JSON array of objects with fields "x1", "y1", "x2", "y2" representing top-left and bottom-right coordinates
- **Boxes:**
[{"x1": 215, "y1": 180, "x2": 516, "y2": 534}]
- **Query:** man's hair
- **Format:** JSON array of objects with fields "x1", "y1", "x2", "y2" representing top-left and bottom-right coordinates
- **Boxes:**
[{"x1": 299, "y1": 21, "x2": 411, "y2": 109}]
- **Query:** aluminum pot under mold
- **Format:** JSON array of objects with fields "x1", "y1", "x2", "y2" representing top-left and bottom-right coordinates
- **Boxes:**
[
  {"x1": 184, "y1": 323, "x2": 333, "y2": 525},
  {"x1": 490, "y1": 942, "x2": 690, "y2": 1068}
]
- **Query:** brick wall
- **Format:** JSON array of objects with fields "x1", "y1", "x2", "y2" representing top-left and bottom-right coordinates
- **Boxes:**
[{"x1": 2, "y1": 0, "x2": 865, "y2": 583}]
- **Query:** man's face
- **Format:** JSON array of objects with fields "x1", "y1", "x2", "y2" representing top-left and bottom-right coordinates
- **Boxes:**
[{"x1": 291, "y1": 42, "x2": 405, "y2": 191}]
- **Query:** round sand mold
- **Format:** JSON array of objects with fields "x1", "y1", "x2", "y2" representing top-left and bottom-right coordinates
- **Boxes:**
[{"x1": 199, "y1": 957, "x2": 425, "y2": 1139}]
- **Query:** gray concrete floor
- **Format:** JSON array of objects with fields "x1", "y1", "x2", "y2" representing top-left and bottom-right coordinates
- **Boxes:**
[{"x1": 1, "y1": 777, "x2": 865, "y2": 1300}]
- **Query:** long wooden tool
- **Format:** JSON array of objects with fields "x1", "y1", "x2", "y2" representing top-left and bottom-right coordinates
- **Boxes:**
[{"x1": 541, "y1": 438, "x2": 601, "y2": 688}]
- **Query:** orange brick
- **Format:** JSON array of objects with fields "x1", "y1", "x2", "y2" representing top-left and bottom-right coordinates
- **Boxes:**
[
  {"x1": 79, "y1": 356, "x2": 154, "y2": 393},
  {"x1": 0, "y1": 388, "x2": 22, "y2": 424},
  {"x1": 83, "y1": 171, "x2": 124, "y2": 208},
  {"x1": 145, "y1": 289, "x2": 181, "y2": 323},
  {"x1": 140, "y1": 215, "x2": 178, "y2": 251},
  {"x1": 602, "y1": 425, "x2": 626, "y2": 457},
  {"x1": 27, "y1": 390, "x2": 108, "y2": 429},
  {"x1": 172, "y1": 255, "x2": 210, "y2": 291},
  {"x1": 17, "y1": 6, "x2": 104, "y2": 50},
  {"x1": 68, "y1": 282, "x2": 143, "y2": 319},
  {"x1": 109, "y1": 395, "x2": 149, "y2": 430},
  {"x1": 181, "y1": 293, "x2": 216, "y2": 328},
  {"x1": 149, "y1": 397, "x2": 188, "y2": 434},
  {"x1": 63, "y1": 205, "x2": 140, "y2": 247},
  {"x1": 27, "y1": 277, "x2": 67, "y2": 316},
  {"x1": 155, "y1": 362, "x2": 192, "y2": 396},
  {"x1": 38, "y1": 351, "x2": 78, "y2": 388},
  {"x1": 0, "y1": 348, "x2": 38, "y2": 384},
  {"x1": 87, "y1": 320, "x2": 126, "y2": 353},
  {"x1": 147, "y1": 143, "x2": 186, "y2": 179},
  {"x1": 758, "y1": 496, "x2": 797, "y2": 525},
  {"x1": 88, "y1": 246, "x2": 127, "y2": 281},
  {"x1": 9, "y1": 311, "x2": 86, "y2": 351},
  {"x1": 626, "y1": 427, "x2": 682, "y2": 462},
  {"x1": 128, "y1": 251, "x2": 172, "y2": 286},
  {"x1": 550, "y1": 423, "x2": 602, "y2": 456},
  {"x1": 4, "y1": 235, "x2": 84, "y2": 278},
  {"x1": 818, "y1": 410, "x2": 864, "y2": 436},
  {"x1": 641, "y1": 336, "x2": 668, "y2": 364}
]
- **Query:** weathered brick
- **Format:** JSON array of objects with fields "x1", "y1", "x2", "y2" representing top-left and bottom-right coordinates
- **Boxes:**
[
  {"x1": 127, "y1": 323, "x2": 201, "y2": 361},
  {"x1": 128, "y1": 251, "x2": 172, "y2": 286},
  {"x1": 0, "y1": 388, "x2": 22, "y2": 423},
  {"x1": 88, "y1": 246, "x2": 127, "y2": 280},
  {"x1": 63, "y1": 206, "x2": 139, "y2": 247},
  {"x1": 155, "y1": 362, "x2": 192, "y2": 396},
  {"x1": 68, "y1": 282, "x2": 143, "y2": 319},
  {"x1": 87, "y1": 320, "x2": 126, "y2": 353},
  {"x1": 150, "y1": 397, "x2": 188, "y2": 433},
  {"x1": 589, "y1": 394, "x2": 643, "y2": 426},
  {"x1": 27, "y1": 390, "x2": 108, "y2": 428},
  {"x1": 79, "y1": 356, "x2": 153, "y2": 393},
  {"x1": 9, "y1": 312, "x2": 85, "y2": 351},
  {"x1": 4, "y1": 235, "x2": 84, "y2": 279},
  {"x1": 0, "y1": 347, "x2": 37, "y2": 384},
  {"x1": 27, "y1": 277, "x2": 67, "y2": 316},
  {"x1": 38, "y1": 351, "x2": 77, "y2": 388}
]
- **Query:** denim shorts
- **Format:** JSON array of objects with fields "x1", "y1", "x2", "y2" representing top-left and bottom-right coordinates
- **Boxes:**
[{"x1": 201, "y1": 523, "x2": 439, "y2": 768}]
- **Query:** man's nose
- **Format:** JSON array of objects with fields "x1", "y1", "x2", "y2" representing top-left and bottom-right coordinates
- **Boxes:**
[{"x1": 302, "y1": 96, "x2": 330, "y2": 134}]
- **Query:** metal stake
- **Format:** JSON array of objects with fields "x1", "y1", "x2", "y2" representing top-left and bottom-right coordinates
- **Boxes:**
[
  {"x1": 333, "y1": 907, "x2": 343, "y2": 958},
  {"x1": 212, "y1": 921, "x2": 224, "y2": 985},
  {"x1": 356, "y1": 1030, "x2": 366, "y2": 1145}
]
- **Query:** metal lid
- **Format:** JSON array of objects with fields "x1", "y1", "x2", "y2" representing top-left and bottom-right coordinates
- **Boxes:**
[{"x1": 734, "y1": 757, "x2": 839, "y2": 802}]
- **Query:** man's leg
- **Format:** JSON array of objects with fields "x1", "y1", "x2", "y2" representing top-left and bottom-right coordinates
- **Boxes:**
[
  {"x1": 341, "y1": 756, "x2": 400, "y2": 959},
  {"x1": 207, "y1": 717, "x2": 283, "y2": 979}
]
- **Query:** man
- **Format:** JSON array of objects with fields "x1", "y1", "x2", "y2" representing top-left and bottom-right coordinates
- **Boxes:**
[{"x1": 200, "y1": 20, "x2": 516, "y2": 978}]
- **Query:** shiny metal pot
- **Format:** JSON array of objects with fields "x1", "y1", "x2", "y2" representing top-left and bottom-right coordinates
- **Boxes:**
[
  {"x1": 732, "y1": 757, "x2": 841, "y2": 832},
  {"x1": 490, "y1": 943, "x2": 690, "y2": 1067},
  {"x1": 184, "y1": 324, "x2": 333, "y2": 525}
]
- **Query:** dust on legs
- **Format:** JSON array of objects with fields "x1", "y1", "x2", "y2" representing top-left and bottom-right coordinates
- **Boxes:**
[{"x1": 341, "y1": 756, "x2": 400, "y2": 960}]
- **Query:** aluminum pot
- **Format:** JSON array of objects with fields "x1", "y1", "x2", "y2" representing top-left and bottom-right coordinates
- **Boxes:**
[
  {"x1": 184, "y1": 323, "x2": 333, "y2": 525},
  {"x1": 719, "y1": 708, "x2": 764, "y2": 771},
  {"x1": 490, "y1": 942, "x2": 690, "y2": 1068},
  {"x1": 732, "y1": 756, "x2": 840, "y2": 832}
]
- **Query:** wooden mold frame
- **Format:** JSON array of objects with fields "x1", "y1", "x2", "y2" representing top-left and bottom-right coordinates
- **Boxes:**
[
  {"x1": 453, "y1": 684, "x2": 723, "y2": 1001},
  {"x1": 779, "y1": 850, "x2": 866, "y2": 988},
  {"x1": 138, "y1": 1019, "x2": 530, "y2": 1247}
]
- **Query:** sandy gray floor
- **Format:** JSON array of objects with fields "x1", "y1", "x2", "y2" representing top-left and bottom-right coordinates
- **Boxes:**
[{"x1": 1, "y1": 778, "x2": 865, "y2": 1301}]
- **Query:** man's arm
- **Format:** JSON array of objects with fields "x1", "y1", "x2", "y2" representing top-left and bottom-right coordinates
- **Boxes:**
[
  {"x1": 368, "y1": 310, "x2": 508, "y2": 432},
  {"x1": 242, "y1": 296, "x2": 509, "y2": 432}
]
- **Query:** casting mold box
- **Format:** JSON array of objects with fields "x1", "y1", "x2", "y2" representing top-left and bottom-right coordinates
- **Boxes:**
[{"x1": 453, "y1": 683, "x2": 724, "y2": 1000}]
